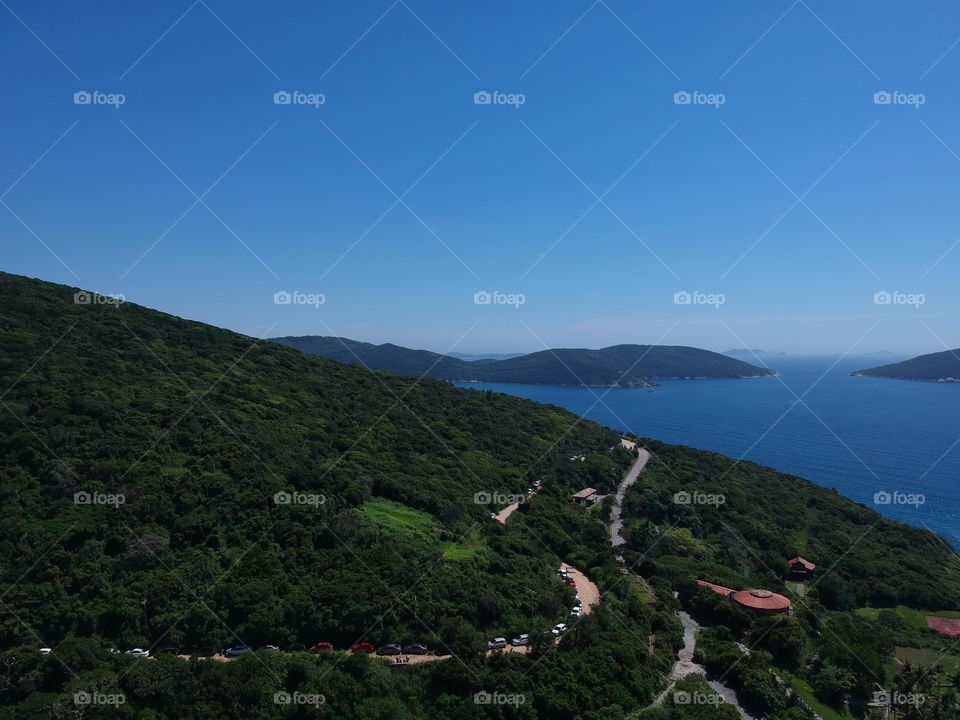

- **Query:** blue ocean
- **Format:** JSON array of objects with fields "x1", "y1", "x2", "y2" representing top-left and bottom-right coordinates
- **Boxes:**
[{"x1": 457, "y1": 355, "x2": 960, "y2": 549}]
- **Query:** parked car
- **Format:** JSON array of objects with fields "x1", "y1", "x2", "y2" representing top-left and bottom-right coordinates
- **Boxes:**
[
  {"x1": 570, "y1": 607, "x2": 582, "y2": 617},
  {"x1": 565, "y1": 579, "x2": 577, "y2": 588},
  {"x1": 224, "y1": 644, "x2": 251, "y2": 658},
  {"x1": 309, "y1": 642, "x2": 334, "y2": 653},
  {"x1": 511, "y1": 634, "x2": 529, "y2": 646},
  {"x1": 350, "y1": 642, "x2": 375, "y2": 654},
  {"x1": 259, "y1": 645, "x2": 280, "y2": 653},
  {"x1": 286, "y1": 643, "x2": 307, "y2": 653},
  {"x1": 551, "y1": 624, "x2": 567, "y2": 636},
  {"x1": 527, "y1": 487, "x2": 533, "y2": 494},
  {"x1": 402, "y1": 643, "x2": 428, "y2": 655},
  {"x1": 191, "y1": 645, "x2": 217, "y2": 657},
  {"x1": 39, "y1": 647, "x2": 51, "y2": 655},
  {"x1": 489, "y1": 512, "x2": 496, "y2": 520},
  {"x1": 487, "y1": 637, "x2": 507, "y2": 650},
  {"x1": 125, "y1": 648, "x2": 150, "y2": 658},
  {"x1": 376, "y1": 644, "x2": 402, "y2": 656},
  {"x1": 155, "y1": 646, "x2": 180, "y2": 655}
]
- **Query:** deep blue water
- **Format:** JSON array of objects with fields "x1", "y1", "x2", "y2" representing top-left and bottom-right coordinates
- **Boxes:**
[{"x1": 457, "y1": 355, "x2": 960, "y2": 549}]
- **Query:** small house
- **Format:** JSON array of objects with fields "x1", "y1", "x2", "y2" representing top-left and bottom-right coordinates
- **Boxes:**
[
  {"x1": 787, "y1": 556, "x2": 816, "y2": 578},
  {"x1": 571, "y1": 488, "x2": 598, "y2": 507}
]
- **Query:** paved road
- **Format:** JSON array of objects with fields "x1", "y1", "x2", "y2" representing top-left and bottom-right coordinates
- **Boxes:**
[{"x1": 610, "y1": 450, "x2": 651, "y2": 547}]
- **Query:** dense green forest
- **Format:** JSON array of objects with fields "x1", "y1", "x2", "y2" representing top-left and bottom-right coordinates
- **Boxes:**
[
  {"x1": 1, "y1": 272, "x2": 958, "y2": 719},
  {"x1": 272, "y1": 336, "x2": 776, "y2": 387},
  {"x1": 854, "y1": 349, "x2": 960, "y2": 382}
]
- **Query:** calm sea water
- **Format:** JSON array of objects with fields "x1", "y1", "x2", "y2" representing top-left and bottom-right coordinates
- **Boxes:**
[{"x1": 457, "y1": 355, "x2": 960, "y2": 549}]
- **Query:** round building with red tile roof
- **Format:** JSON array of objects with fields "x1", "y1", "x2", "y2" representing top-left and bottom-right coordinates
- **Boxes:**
[{"x1": 731, "y1": 588, "x2": 792, "y2": 613}]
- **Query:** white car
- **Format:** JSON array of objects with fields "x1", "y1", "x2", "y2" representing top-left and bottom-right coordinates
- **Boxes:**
[
  {"x1": 125, "y1": 648, "x2": 150, "y2": 658},
  {"x1": 39, "y1": 647, "x2": 51, "y2": 655},
  {"x1": 487, "y1": 637, "x2": 507, "y2": 650},
  {"x1": 511, "y1": 634, "x2": 529, "y2": 646},
  {"x1": 552, "y1": 623, "x2": 567, "y2": 636},
  {"x1": 570, "y1": 607, "x2": 582, "y2": 617}
]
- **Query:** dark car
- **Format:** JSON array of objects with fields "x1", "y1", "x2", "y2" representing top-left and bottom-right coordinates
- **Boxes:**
[
  {"x1": 402, "y1": 643, "x2": 428, "y2": 655},
  {"x1": 224, "y1": 644, "x2": 252, "y2": 658},
  {"x1": 154, "y1": 646, "x2": 180, "y2": 655},
  {"x1": 376, "y1": 643, "x2": 402, "y2": 656},
  {"x1": 190, "y1": 645, "x2": 217, "y2": 657},
  {"x1": 350, "y1": 642, "x2": 375, "y2": 654},
  {"x1": 258, "y1": 645, "x2": 280, "y2": 653},
  {"x1": 309, "y1": 642, "x2": 334, "y2": 653},
  {"x1": 286, "y1": 643, "x2": 307, "y2": 653}
]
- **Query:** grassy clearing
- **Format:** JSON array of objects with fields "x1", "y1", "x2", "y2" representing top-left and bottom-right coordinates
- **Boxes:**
[
  {"x1": 856, "y1": 605, "x2": 960, "y2": 629},
  {"x1": 895, "y1": 646, "x2": 960, "y2": 673},
  {"x1": 776, "y1": 669, "x2": 850, "y2": 720}
]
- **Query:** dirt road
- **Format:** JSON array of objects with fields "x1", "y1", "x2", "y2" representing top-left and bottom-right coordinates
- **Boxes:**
[{"x1": 561, "y1": 563, "x2": 599, "y2": 614}]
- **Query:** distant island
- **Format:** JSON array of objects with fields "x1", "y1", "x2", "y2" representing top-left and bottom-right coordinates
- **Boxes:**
[
  {"x1": 722, "y1": 348, "x2": 787, "y2": 358},
  {"x1": 853, "y1": 348, "x2": 960, "y2": 382},
  {"x1": 272, "y1": 336, "x2": 778, "y2": 387}
]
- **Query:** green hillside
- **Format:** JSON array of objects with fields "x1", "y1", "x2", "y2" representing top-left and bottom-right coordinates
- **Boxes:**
[
  {"x1": 273, "y1": 336, "x2": 776, "y2": 387},
  {"x1": 1, "y1": 272, "x2": 958, "y2": 719},
  {"x1": 854, "y1": 349, "x2": 960, "y2": 382}
]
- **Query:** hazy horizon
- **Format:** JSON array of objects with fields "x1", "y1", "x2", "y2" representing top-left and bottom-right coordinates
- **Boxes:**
[{"x1": 4, "y1": 1, "x2": 959, "y2": 356}]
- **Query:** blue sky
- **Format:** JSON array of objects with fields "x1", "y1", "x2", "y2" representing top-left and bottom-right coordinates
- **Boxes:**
[{"x1": 2, "y1": 0, "x2": 960, "y2": 355}]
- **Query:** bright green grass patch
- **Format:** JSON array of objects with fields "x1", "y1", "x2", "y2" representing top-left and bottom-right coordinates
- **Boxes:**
[
  {"x1": 777, "y1": 669, "x2": 850, "y2": 720},
  {"x1": 442, "y1": 529, "x2": 490, "y2": 561},
  {"x1": 356, "y1": 498, "x2": 436, "y2": 541},
  {"x1": 856, "y1": 606, "x2": 960, "y2": 629}
]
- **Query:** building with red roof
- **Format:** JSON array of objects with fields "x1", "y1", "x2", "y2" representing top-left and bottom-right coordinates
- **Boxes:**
[
  {"x1": 731, "y1": 589, "x2": 792, "y2": 613},
  {"x1": 787, "y1": 556, "x2": 816, "y2": 579},
  {"x1": 697, "y1": 580, "x2": 792, "y2": 613}
]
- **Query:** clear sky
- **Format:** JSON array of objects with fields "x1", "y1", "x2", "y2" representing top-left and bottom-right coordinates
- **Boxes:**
[{"x1": 2, "y1": 0, "x2": 959, "y2": 355}]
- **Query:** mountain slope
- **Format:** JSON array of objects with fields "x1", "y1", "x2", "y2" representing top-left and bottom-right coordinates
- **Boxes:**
[
  {"x1": 854, "y1": 348, "x2": 960, "y2": 382},
  {"x1": 273, "y1": 336, "x2": 777, "y2": 386},
  {"x1": 4, "y1": 272, "x2": 960, "y2": 719},
  {"x1": 0, "y1": 272, "x2": 627, "y2": 651}
]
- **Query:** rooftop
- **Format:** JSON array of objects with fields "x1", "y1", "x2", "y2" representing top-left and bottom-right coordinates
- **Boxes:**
[
  {"x1": 572, "y1": 488, "x2": 598, "y2": 499},
  {"x1": 732, "y1": 588, "x2": 792, "y2": 612}
]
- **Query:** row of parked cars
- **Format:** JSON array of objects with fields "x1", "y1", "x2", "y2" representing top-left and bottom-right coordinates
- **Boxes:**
[
  {"x1": 485, "y1": 564, "x2": 584, "y2": 650},
  {"x1": 74, "y1": 641, "x2": 433, "y2": 659},
  {"x1": 487, "y1": 623, "x2": 569, "y2": 650}
]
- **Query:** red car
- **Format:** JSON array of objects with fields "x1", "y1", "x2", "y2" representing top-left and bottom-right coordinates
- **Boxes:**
[
  {"x1": 350, "y1": 642, "x2": 375, "y2": 654},
  {"x1": 310, "y1": 642, "x2": 334, "y2": 653},
  {"x1": 565, "y1": 579, "x2": 577, "y2": 588}
]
